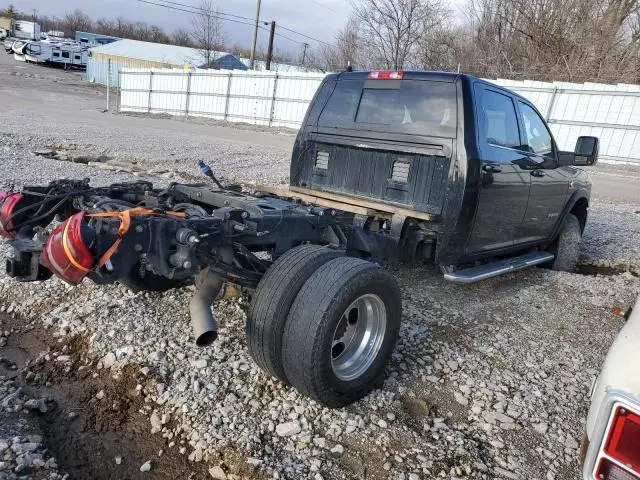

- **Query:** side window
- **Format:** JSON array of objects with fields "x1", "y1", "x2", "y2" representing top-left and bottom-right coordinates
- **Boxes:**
[
  {"x1": 62, "y1": 51, "x2": 70, "y2": 59},
  {"x1": 480, "y1": 90, "x2": 521, "y2": 149},
  {"x1": 305, "y1": 80, "x2": 335, "y2": 126},
  {"x1": 318, "y1": 80, "x2": 363, "y2": 128},
  {"x1": 518, "y1": 102, "x2": 553, "y2": 159}
]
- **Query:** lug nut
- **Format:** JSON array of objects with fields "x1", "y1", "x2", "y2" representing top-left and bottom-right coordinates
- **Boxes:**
[{"x1": 183, "y1": 260, "x2": 192, "y2": 269}]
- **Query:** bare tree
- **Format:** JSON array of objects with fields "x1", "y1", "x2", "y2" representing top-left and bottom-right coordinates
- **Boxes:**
[
  {"x1": 62, "y1": 9, "x2": 93, "y2": 36},
  {"x1": 94, "y1": 17, "x2": 116, "y2": 36},
  {"x1": 416, "y1": 21, "x2": 463, "y2": 71},
  {"x1": 5, "y1": 4, "x2": 17, "y2": 18},
  {"x1": 172, "y1": 28, "x2": 194, "y2": 47},
  {"x1": 350, "y1": 0, "x2": 448, "y2": 69},
  {"x1": 191, "y1": 0, "x2": 225, "y2": 67},
  {"x1": 114, "y1": 16, "x2": 134, "y2": 38},
  {"x1": 317, "y1": 18, "x2": 362, "y2": 71},
  {"x1": 458, "y1": 0, "x2": 640, "y2": 82},
  {"x1": 149, "y1": 25, "x2": 169, "y2": 43}
]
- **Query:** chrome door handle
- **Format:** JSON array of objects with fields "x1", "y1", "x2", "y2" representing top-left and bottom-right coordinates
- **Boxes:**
[{"x1": 531, "y1": 170, "x2": 546, "y2": 177}]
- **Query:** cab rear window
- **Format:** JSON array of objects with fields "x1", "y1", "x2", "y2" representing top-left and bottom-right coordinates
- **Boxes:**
[{"x1": 317, "y1": 79, "x2": 457, "y2": 138}]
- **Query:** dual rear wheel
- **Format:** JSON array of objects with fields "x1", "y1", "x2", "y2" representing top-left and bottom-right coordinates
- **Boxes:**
[{"x1": 246, "y1": 245, "x2": 401, "y2": 407}]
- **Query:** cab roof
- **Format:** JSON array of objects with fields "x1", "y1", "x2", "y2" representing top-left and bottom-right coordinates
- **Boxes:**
[
  {"x1": 326, "y1": 70, "x2": 533, "y2": 107},
  {"x1": 327, "y1": 70, "x2": 466, "y2": 83}
]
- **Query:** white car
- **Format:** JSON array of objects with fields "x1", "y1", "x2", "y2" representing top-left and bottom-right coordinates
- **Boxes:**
[{"x1": 582, "y1": 297, "x2": 640, "y2": 480}]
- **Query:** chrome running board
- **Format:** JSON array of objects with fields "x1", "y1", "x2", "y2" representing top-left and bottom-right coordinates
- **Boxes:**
[{"x1": 443, "y1": 251, "x2": 555, "y2": 284}]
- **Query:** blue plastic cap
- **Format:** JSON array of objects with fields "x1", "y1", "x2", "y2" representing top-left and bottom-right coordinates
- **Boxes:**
[{"x1": 197, "y1": 160, "x2": 212, "y2": 175}]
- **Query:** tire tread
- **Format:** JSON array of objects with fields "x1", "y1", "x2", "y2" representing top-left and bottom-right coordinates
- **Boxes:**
[
  {"x1": 246, "y1": 245, "x2": 343, "y2": 382},
  {"x1": 282, "y1": 257, "x2": 401, "y2": 407}
]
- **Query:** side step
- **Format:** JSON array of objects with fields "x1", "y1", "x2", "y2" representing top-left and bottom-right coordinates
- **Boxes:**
[{"x1": 443, "y1": 251, "x2": 555, "y2": 284}]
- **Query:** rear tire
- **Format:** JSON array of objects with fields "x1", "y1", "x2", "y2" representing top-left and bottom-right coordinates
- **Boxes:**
[
  {"x1": 282, "y1": 257, "x2": 401, "y2": 408},
  {"x1": 547, "y1": 213, "x2": 582, "y2": 272},
  {"x1": 246, "y1": 244, "x2": 344, "y2": 383}
]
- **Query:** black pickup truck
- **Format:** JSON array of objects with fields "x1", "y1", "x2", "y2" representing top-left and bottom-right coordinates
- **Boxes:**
[{"x1": 0, "y1": 71, "x2": 598, "y2": 407}]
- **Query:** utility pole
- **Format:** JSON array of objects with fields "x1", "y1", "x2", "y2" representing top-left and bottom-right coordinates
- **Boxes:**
[
  {"x1": 301, "y1": 42, "x2": 309, "y2": 66},
  {"x1": 249, "y1": 0, "x2": 262, "y2": 69},
  {"x1": 32, "y1": 9, "x2": 37, "y2": 40},
  {"x1": 266, "y1": 21, "x2": 275, "y2": 71}
]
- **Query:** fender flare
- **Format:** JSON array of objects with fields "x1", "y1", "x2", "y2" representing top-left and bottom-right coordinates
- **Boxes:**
[{"x1": 549, "y1": 188, "x2": 589, "y2": 242}]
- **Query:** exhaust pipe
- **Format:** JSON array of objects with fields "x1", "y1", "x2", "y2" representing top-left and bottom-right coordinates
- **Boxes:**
[{"x1": 190, "y1": 266, "x2": 224, "y2": 346}]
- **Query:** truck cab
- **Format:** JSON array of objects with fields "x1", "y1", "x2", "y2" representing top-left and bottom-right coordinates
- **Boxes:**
[{"x1": 291, "y1": 71, "x2": 597, "y2": 276}]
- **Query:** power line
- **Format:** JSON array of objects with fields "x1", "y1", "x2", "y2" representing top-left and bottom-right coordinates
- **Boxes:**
[
  {"x1": 135, "y1": 0, "x2": 258, "y2": 28},
  {"x1": 156, "y1": 0, "x2": 332, "y2": 46},
  {"x1": 149, "y1": 0, "x2": 255, "y2": 23},
  {"x1": 309, "y1": 0, "x2": 339, "y2": 14},
  {"x1": 135, "y1": 0, "x2": 317, "y2": 47},
  {"x1": 275, "y1": 24, "x2": 330, "y2": 46}
]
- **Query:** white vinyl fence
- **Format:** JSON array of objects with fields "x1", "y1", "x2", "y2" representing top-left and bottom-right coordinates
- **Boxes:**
[
  {"x1": 118, "y1": 68, "x2": 326, "y2": 129},
  {"x1": 496, "y1": 79, "x2": 640, "y2": 165},
  {"x1": 118, "y1": 68, "x2": 640, "y2": 164}
]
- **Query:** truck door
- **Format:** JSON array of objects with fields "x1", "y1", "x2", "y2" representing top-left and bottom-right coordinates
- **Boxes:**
[
  {"x1": 467, "y1": 87, "x2": 532, "y2": 254},
  {"x1": 516, "y1": 101, "x2": 570, "y2": 242}
]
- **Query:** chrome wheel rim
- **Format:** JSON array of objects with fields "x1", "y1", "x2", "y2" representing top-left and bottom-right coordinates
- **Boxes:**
[{"x1": 331, "y1": 293, "x2": 387, "y2": 381}]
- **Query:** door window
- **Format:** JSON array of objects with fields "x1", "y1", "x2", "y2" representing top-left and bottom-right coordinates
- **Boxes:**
[
  {"x1": 518, "y1": 102, "x2": 553, "y2": 159},
  {"x1": 480, "y1": 90, "x2": 521, "y2": 149}
]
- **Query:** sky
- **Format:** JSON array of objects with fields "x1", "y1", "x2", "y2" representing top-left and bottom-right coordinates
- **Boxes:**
[
  {"x1": 9, "y1": 0, "x2": 465, "y2": 57},
  {"x1": 9, "y1": 0, "x2": 355, "y2": 56}
]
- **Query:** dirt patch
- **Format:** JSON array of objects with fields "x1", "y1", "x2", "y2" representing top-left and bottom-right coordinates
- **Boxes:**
[
  {"x1": 32, "y1": 148, "x2": 113, "y2": 165},
  {"x1": 0, "y1": 314, "x2": 216, "y2": 480},
  {"x1": 576, "y1": 263, "x2": 639, "y2": 277}
]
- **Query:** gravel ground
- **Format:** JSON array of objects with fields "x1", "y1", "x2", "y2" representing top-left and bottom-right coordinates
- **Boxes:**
[
  {"x1": 0, "y1": 196, "x2": 637, "y2": 480},
  {"x1": 0, "y1": 56, "x2": 639, "y2": 480}
]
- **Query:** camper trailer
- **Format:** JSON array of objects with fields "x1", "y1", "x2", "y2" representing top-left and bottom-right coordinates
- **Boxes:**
[
  {"x1": 43, "y1": 31, "x2": 65, "y2": 39},
  {"x1": 13, "y1": 20, "x2": 41, "y2": 41},
  {"x1": 11, "y1": 39, "x2": 27, "y2": 61},
  {"x1": 5, "y1": 36, "x2": 88, "y2": 69},
  {"x1": 50, "y1": 43, "x2": 88, "y2": 69},
  {"x1": 23, "y1": 41, "x2": 55, "y2": 64},
  {"x1": 3, "y1": 38, "x2": 16, "y2": 54}
]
